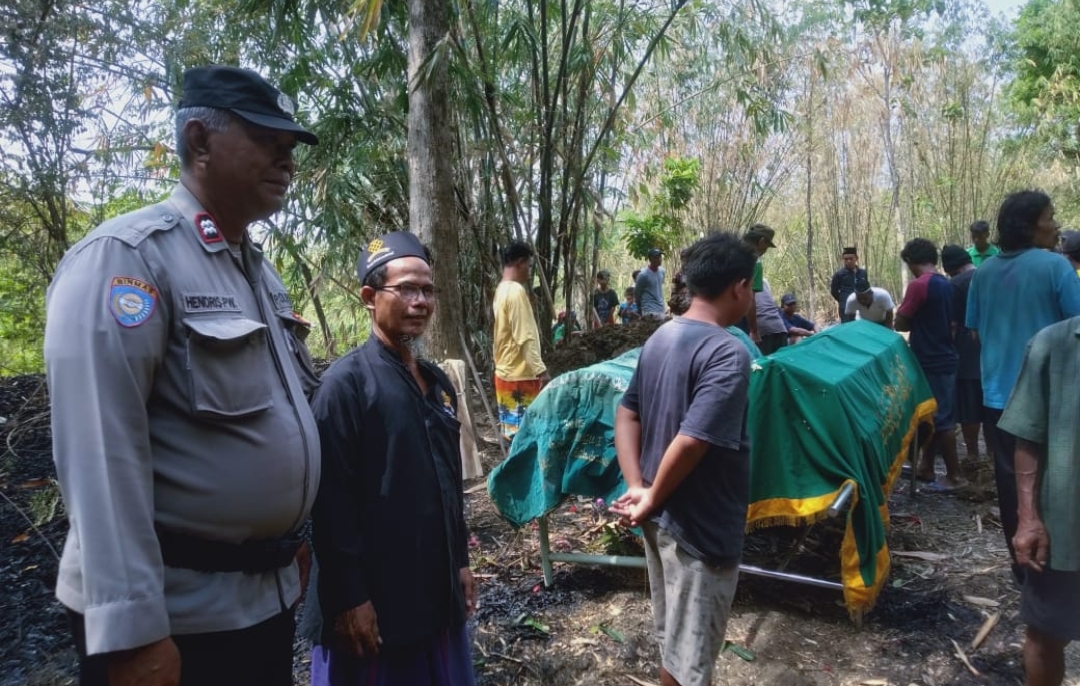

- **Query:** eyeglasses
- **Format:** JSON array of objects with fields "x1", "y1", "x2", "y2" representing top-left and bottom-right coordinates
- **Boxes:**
[{"x1": 375, "y1": 283, "x2": 440, "y2": 302}]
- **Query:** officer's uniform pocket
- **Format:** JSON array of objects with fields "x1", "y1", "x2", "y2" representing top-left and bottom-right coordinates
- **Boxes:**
[{"x1": 183, "y1": 317, "x2": 274, "y2": 418}]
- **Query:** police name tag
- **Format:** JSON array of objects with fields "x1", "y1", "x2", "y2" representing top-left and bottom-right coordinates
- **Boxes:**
[
  {"x1": 109, "y1": 276, "x2": 158, "y2": 327},
  {"x1": 183, "y1": 293, "x2": 242, "y2": 313}
]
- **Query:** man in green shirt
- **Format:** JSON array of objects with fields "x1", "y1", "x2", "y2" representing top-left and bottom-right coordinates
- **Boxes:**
[
  {"x1": 998, "y1": 316, "x2": 1080, "y2": 686},
  {"x1": 967, "y1": 220, "x2": 1000, "y2": 266},
  {"x1": 737, "y1": 224, "x2": 776, "y2": 343}
]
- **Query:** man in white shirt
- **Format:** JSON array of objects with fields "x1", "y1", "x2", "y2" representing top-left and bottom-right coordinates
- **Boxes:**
[{"x1": 844, "y1": 282, "x2": 895, "y2": 328}]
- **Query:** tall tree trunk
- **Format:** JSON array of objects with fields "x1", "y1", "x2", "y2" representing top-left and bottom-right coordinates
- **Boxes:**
[
  {"x1": 408, "y1": 0, "x2": 463, "y2": 360},
  {"x1": 805, "y1": 59, "x2": 817, "y2": 315}
]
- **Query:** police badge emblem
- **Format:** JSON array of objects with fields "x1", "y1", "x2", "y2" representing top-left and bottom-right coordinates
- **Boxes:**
[{"x1": 277, "y1": 92, "x2": 296, "y2": 117}]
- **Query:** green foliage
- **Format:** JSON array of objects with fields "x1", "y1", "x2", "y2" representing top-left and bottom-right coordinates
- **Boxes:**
[
  {"x1": 621, "y1": 156, "x2": 700, "y2": 259},
  {"x1": 621, "y1": 211, "x2": 679, "y2": 260},
  {"x1": 660, "y1": 157, "x2": 701, "y2": 210},
  {"x1": 1006, "y1": 0, "x2": 1080, "y2": 160},
  {"x1": 29, "y1": 480, "x2": 63, "y2": 527},
  {"x1": 0, "y1": 260, "x2": 47, "y2": 375}
]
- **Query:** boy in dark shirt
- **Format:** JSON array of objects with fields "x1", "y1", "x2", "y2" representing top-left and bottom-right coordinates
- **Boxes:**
[
  {"x1": 593, "y1": 270, "x2": 620, "y2": 327},
  {"x1": 612, "y1": 231, "x2": 757, "y2": 686},
  {"x1": 896, "y1": 238, "x2": 964, "y2": 492}
]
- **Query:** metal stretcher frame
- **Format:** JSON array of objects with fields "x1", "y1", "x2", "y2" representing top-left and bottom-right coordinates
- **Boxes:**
[{"x1": 536, "y1": 438, "x2": 918, "y2": 598}]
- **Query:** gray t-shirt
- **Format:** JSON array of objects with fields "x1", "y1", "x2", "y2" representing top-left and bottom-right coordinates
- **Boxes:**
[
  {"x1": 635, "y1": 266, "x2": 666, "y2": 316},
  {"x1": 755, "y1": 281, "x2": 787, "y2": 336},
  {"x1": 620, "y1": 318, "x2": 752, "y2": 566}
]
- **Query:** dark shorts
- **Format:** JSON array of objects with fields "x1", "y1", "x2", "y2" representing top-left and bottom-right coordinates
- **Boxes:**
[
  {"x1": 925, "y1": 371, "x2": 956, "y2": 432},
  {"x1": 955, "y1": 378, "x2": 984, "y2": 425},
  {"x1": 1021, "y1": 568, "x2": 1080, "y2": 641},
  {"x1": 757, "y1": 332, "x2": 788, "y2": 356}
]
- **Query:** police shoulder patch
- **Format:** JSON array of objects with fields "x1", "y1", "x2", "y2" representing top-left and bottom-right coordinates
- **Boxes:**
[{"x1": 109, "y1": 276, "x2": 158, "y2": 327}]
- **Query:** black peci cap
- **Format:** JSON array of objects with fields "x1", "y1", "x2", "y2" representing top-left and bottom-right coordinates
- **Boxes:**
[
  {"x1": 941, "y1": 244, "x2": 972, "y2": 272},
  {"x1": 179, "y1": 66, "x2": 318, "y2": 145},
  {"x1": 357, "y1": 231, "x2": 430, "y2": 284}
]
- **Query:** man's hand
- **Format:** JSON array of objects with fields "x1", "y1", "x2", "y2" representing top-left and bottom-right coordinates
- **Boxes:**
[
  {"x1": 107, "y1": 637, "x2": 181, "y2": 686},
  {"x1": 460, "y1": 567, "x2": 477, "y2": 618},
  {"x1": 750, "y1": 329, "x2": 762, "y2": 343},
  {"x1": 1014, "y1": 514, "x2": 1050, "y2": 572},
  {"x1": 539, "y1": 372, "x2": 551, "y2": 388},
  {"x1": 334, "y1": 602, "x2": 381, "y2": 658},
  {"x1": 609, "y1": 486, "x2": 656, "y2": 527},
  {"x1": 293, "y1": 540, "x2": 312, "y2": 609}
]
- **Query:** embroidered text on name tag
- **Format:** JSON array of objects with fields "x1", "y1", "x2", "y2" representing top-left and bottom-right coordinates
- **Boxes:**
[{"x1": 183, "y1": 293, "x2": 242, "y2": 313}]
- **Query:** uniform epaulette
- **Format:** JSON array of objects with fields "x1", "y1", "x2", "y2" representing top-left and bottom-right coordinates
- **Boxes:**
[{"x1": 92, "y1": 203, "x2": 182, "y2": 248}]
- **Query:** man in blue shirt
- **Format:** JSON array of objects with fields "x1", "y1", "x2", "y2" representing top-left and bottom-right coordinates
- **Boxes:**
[
  {"x1": 896, "y1": 238, "x2": 963, "y2": 492},
  {"x1": 966, "y1": 190, "x2": 1080, "y2": 576},
  {"x1": 779, "y1": 293, "x2": 816, "y2": 342}
]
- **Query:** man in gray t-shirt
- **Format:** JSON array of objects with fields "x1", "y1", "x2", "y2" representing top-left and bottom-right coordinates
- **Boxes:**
[
  {"x1": 612, "y1": 231, "x2": 757, "y2": 686},
  {"x1": 635, "y1": 248, "x2": 666, "y2": 318}
]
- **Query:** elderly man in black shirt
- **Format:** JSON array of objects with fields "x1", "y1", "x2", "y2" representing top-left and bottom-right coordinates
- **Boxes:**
[{"x1": 307, "y1": 231, "x2": 476, "y2": 686}]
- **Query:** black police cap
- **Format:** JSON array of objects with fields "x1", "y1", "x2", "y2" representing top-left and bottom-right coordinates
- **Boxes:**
[{"x1": 179, "y1": 66, "x2": 318, "y2": 146}]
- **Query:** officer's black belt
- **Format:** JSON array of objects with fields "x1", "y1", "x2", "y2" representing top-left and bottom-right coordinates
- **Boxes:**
[{"x1": 156, "y1": 526, "x2": 303, "y2": 574}]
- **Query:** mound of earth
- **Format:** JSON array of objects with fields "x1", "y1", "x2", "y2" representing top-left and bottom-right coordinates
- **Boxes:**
[{"x1": 546, "y1": 319, "x2": 663, "y2": 377}]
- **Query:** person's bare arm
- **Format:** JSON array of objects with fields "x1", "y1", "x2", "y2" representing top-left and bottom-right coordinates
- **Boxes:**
[
  {"x1": 610, "y1": 434, "x2": 709, "y2": 526},
  {"x1": 614, "y1": 405, "x2": 644, "y2": 490},
  {"x1": 1014, "y1": 438, "x2": 1049, "y2": 572},
  {"x1": 107, "y1": 639, "x2": 181, "y2": 686},
  {"x1": 890, "y1": 310, "x2": 905, "y2": 331}
]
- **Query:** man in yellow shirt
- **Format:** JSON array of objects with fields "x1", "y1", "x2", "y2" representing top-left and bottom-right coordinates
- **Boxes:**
[{"x1": 493, "y1": 241, "x2": 549, "y2": 443}]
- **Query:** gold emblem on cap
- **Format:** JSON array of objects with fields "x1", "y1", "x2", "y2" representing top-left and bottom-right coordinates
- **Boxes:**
[
  {"x1": 366, "y1": 238, "x2": 391, "y2": 264},
  {"x1": 276, "y1": 92, "x2": 296, "y2": 116}
]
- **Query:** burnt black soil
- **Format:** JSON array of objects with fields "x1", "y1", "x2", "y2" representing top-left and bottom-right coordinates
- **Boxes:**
[
  {"x1": 0, "y1": 376, "x2": 73, "y2": 686},
  {"x1": 2, "y1": 359, "x2": 1075, "y2": 685}
]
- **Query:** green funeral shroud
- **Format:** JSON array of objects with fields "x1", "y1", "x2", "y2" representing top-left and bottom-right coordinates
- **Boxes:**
[{"x1": 487, "y1": 320, "x2": 935, "y2": 612}]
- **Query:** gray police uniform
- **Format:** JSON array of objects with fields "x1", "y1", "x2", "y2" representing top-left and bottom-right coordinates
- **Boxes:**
[{"x1": 45, "y1": 183, "x2": 321, "y2": 655}]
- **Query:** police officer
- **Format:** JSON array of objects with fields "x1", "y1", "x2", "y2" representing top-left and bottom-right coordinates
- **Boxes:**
[{"x1": 45, "y1": 66, "x2": 321, "y2": 686}]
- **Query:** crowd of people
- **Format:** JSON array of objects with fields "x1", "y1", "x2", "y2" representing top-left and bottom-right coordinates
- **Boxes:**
[
  {"x1": 40, "y1": 64, "x2": 1080, "y2": 686},
  {"x1": 494, "y1": 207, "x2": 1080, "y2": 685}
]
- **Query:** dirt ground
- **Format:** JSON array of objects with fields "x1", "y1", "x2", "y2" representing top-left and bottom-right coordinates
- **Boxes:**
[{"x1": 3, "y1": 332, "x2": 1080, "y2": 685}]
